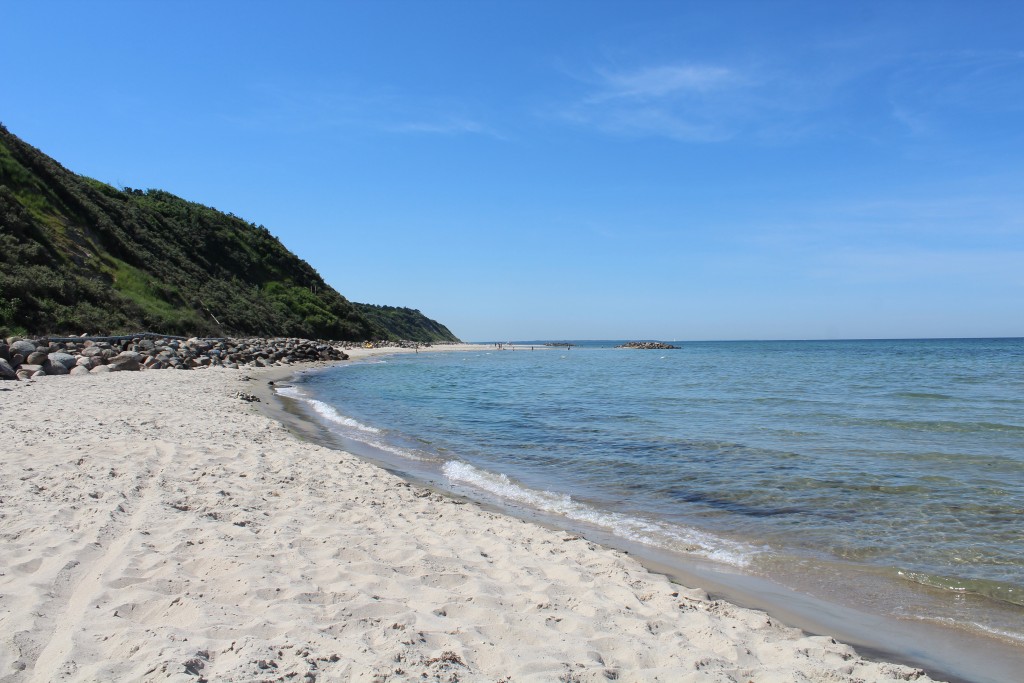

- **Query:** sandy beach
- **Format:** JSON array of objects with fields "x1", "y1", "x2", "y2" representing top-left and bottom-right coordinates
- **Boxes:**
[{"x1": 0, "y1": 353, "x2": 939, "y2": 682}]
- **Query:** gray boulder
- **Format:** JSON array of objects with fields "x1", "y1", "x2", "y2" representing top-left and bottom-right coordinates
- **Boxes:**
[
  {"x1": 0, "y1": 343, "x2": 8, "y2": 361},
  {"x1": 10, "y1": 340, "x2": 36, "y2": 358},
  {"x1": 108, "y1": 351, "x2": 142, "y2": 372},
  {"x1": 0, "y1": 358, "x2": 17, "y2": 380},
  {"x1": 70, "y1": 365, "x2": 91, "y2": 376},
  {"x1": 76, "y1": 356, "x2": 95, "y2": 370},
  {"x1": 27, "y1": 351, "x2": 49, "y2": 365},
  {"x1": 44, "y1": 361, "x2": 70, "y2": 375},
  {"x1": 89, "y1": 365, "x2": 112, "y2": 374},
  {"x1": 48, "y1": 352, "x2": 78, "y2": 370}
]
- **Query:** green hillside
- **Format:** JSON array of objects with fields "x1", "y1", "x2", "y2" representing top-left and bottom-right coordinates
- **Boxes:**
[{"x1": 0, "y1": 124, "x2": 458, "y2": 342}]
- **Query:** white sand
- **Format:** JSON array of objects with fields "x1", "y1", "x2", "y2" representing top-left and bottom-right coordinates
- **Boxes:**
[{"x1": 0, "y1": 361, "x2": 938, "y2": 682}]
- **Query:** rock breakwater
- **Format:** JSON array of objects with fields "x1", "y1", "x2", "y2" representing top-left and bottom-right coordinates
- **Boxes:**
[
  {"x1": 616, "y1": 341, "x2": 681, "y2": 350},
  {"x1": 0, "y1": 335, "x2": 354, "y2": 380}
]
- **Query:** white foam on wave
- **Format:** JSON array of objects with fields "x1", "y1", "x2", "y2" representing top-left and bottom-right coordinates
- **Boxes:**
[
  {"x1": 274, "y1": 385, "x2": 305, "y2": 401},
  {"x1": 276, "y1": 386, "x2": 380, "y2": 433},
  {"x1": 442, "y1": 461, "x2": 758, "y2": 567},
  {"x1": 276, "y1": 385, "x2": 429, "y2": 460},
  {"x1": 307, "y1": 398, "x2": 381, "y2": 433},
  {"x1": 358, "y1": 435, "x2": 426, "y2": 461}
]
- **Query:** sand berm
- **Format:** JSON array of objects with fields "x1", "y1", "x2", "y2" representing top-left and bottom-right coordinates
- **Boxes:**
[{"x1": 0, "y1": 345, "x2": 938, "y2": 682}]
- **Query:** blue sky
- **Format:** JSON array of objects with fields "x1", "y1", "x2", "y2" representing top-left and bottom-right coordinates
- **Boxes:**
[{"x1": 3, "y1": 1, "x2": 1023, "y2": 341}]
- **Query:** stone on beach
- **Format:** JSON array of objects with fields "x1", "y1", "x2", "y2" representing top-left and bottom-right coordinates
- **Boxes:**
[
  {"x1": 0, "y1": 334, "x2": 439, "y2": 382},
  {"x1": 43, "y1": 360, "x2": 70, "y2": 375},
  {"x1": 9, "y1": 339, "x2": 37, "y2": 358},
  {"x1": 47, "y1": 352, "x2": 78, "y2": 370},
  {"x1": 108, "y1": 351, "x2": 143, "y2": 372},
  {"x1": 26, "y1": 351, "x2": 49, "y2": 365}
]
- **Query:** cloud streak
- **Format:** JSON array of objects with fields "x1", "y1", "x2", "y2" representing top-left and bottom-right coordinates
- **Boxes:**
[
  {"x1": 557, "y1": 61, "x2": 775, "y2": 142},
  {"x1": 592, "y1": 64, "x2": 737, "y2": 100},
  {"x1": 382, "y1": 117, "x2": 504, "y2": 139},
  {"x1": 222, "y1": 81, "x2": 500, "y2": 140},
  {"x1": 559, "y1": 47, "x2": 1024, "y2": 145}
]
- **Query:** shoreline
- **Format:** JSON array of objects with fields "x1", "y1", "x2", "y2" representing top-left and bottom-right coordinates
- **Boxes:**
[
  {"x1": 0, "y1": 357, "x2": 989, "y2": 681},
  {"x1": 265, "y1": 349, "x2": 1021, "y2": 683}
]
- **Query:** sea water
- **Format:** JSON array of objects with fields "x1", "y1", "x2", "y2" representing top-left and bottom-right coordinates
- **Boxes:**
[{"x1": 277, "y1": 338, "x2": 1024, "y2": 672}]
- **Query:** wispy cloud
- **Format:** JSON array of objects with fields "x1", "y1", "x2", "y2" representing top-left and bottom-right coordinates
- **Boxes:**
[
  {"x1": 556, "y1": 61, "x2": 774, "y2": 142},
  {"x1": 886, "y1": 50, "x2": 1024, "y2": 133},
  {"x1": 558, "y1": 46, "x2": 1024, "y2": 145},
  {"x1": 223, "y1": 81, "x2": 499, "y2": 139},
  {"x1": 382, "y1": 117, "x2": 504, "y2": 139},
  {"x1": 592, "y1": 64, "x2": 737, "y2": 100}
]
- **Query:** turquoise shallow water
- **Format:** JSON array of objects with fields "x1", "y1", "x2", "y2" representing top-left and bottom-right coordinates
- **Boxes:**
[{"x1": 279, "y1": 338, "x2": 1024, "y2": 653}]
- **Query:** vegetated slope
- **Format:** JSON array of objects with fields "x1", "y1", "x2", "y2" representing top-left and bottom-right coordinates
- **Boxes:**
[
  {"x1": 0, "y1": 124, "x2": 459, "y2": 342},
  {"x1": 354, "y1": 303, "x2": 461, "y2": 344}
]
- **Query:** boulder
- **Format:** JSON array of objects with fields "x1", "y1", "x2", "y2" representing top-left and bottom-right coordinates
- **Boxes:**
[
  {"x1": 90, "y1": 365, "x2": 112, "y2": 374},
  {"x1": 44, "y1": 361, "x2": 70, "y2": 375},
  {"x1": 0, "y1": 358, "x2": 17, "y2": 380},
  {"x1": 26, "y1": 351, "x2": 49, "y2": 365},
  {"x1": 17, "y1": 364, "x2": 43, "y2": 375},
  {"x1": 108, "y1": 351, "x2": 142, "y2": 372},
  {"x1": 9, "y1": 340, "x2": 36, "y2": 358},
  {"x1": 48, "y1": 352, "x2": 78, "y2": 370},
  {"x1": 0, "y1": 343, "x2": 8, "y2": 361},
  {"x1": 16, "y1": 369, "x2": 35, "y2": 380},
  {"x1": 76, "y1": 356, "x2": 95, "y2": 370},
  {"x1": 70, "y1": 365, "x2": 91, "y2": 376}
]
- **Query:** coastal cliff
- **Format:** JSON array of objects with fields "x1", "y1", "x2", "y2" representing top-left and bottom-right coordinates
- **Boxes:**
[{"x1": 0, "y1": 124, "x2": 458, "y2": 343}]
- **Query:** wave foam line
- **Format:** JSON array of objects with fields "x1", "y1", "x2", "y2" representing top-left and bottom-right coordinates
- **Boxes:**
[
  {"x1": 276, "y1": 386, "x2": 380, "y2": 433},
  {"x1": 443, "y1": 461, "x2": 758, "y2": 567}
]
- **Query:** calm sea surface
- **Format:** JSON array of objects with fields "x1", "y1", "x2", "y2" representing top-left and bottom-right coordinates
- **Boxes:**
[{"x1": 278, "y1": 338, "x2": 1024, "y2": 658}]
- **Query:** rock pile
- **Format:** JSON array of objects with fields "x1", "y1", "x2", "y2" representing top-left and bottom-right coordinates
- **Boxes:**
[
  {"x1": 615, "y1": 341, "x2": 681, "y2": 350},
  {"x1": 0, "y1": 335, "x2": 351, "y2": 380}
]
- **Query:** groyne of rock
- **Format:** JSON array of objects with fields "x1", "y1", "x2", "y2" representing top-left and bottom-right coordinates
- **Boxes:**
[
  {"x1": 0, "y1": 335, "x2": 420, "y2": 380},
  {"x1": 615, "y1": 341, "x2": 681, "y2": 350}
]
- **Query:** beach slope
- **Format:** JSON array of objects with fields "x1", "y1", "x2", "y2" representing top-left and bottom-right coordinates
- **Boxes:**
[{"x1": 0, "y1": 368, "x2": 936, "y2": 682}]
